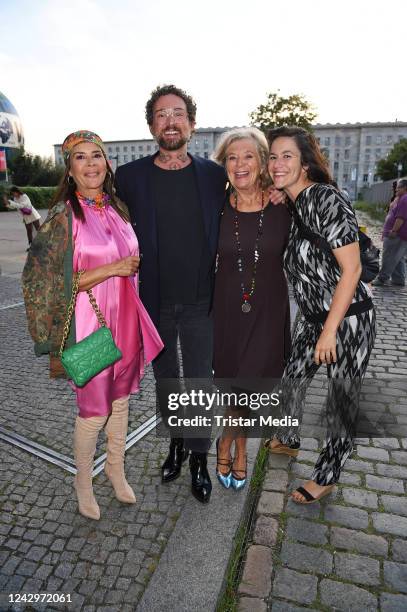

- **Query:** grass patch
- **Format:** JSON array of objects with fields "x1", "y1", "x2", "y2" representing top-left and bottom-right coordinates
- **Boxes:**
[
  {"x1": 216, "y1": 444, "x2": 270, "y2": 612},
  {"x1": 354, "y1": 200, "x2": 387, "y2": 223}
]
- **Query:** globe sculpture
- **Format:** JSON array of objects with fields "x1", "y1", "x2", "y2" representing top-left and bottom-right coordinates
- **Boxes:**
[{"x1": 0, "y1": 91, "x2": 24, "y2": 148}]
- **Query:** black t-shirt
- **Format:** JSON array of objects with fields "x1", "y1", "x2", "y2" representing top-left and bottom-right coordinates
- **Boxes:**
[{"x1": 152, "y1": 163, "x2": 212, "y2": 303}]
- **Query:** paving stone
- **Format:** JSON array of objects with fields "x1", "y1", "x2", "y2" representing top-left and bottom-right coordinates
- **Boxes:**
[
  {"x1": 372, "y1": 512, "x2": 407, "y2": 537},
  {"x1": 257, "y1": 491, "x2": 284, "y2": 515},
  {"x1": 25, "y1": 545, "x2": 47, "y2": 562},
  {"x1": 381, "y1": 593, "x2": 407, "y2": 611},
  {"x1": 366, "y1": 474, "x2": 404, "y2": 493},
  {"x1": 357, "y1": 445, "x2": 389, "y2": 462},
  {"x1": 238, "y1": 546, "x2": 273, "y2": 598},
  {"x1": 384, "y1": 561, "x2": 407, "y2": 593},
  {"x1": 320, "y1": 579, "x2": 377, "y2": 611},
  {"x1": 345, "y1": 458, "x2": 375, "y2": 473},
  {"x1": 393, "y1": 539, "x2": 407, "y2": 562},
  {"x1": 271, "y1": 602, "x2": 314, "y2": 612},
  {"x1": 263, "y1": 469, "x2": 289, "y2": 492},
  {"x1": 268, "y1": 454, "x2": 290, "y2": 469},
  {"x1": 334, "y1": 552, "x2": 380, "y2": 586},
  {"x1": 330, "y1": 527, "x2": 388, "y2": 556},
  {"x1": 381, "y1": 494, "x2": 407, "y2": 516},
  {"x1": 15, "y1": 559, "x2": 37, "y2": 577},
  {"x1": 392, "y1": 451, "x2": 407, "y2": 464},
  {"x1": 341, "y1": 487, "x2": 378, "y2": 509},
  {"x1": 324, "y1": 504, "x2": 369, "y2": 529},
  {"x1": 273, "y1": 568, "x2": 317, "y2": 605},
  {"x1": 281, "y1": 541, "x2": 332, "y2": 574},
  {"x1": 376, "y1": 463, "x2": 407, "y2": 479},
  {"x1": 253, "y1": 515, "x2": 279, "y2": 547},
  {"x1": 296, "y1": 450, "x2": 320, "y2": 463},
  {"x1": 286, "y1": 518, "x2": 328, "y2": 545},
  {"x1": 238, "y1": 597, "x2": 267, "y2": 612},
  {"x1": 338, "y1": 471, "x2": 362, "y2": 486},
  {"x1": 299, "y1": 438, "x2": 319, "y2": 451},
  {"x1": 285, "y1": 498, "x2": 320, "y2": 519},
  {"x1": 372, "y1": 437, "x2": 400, "y2": 449}
]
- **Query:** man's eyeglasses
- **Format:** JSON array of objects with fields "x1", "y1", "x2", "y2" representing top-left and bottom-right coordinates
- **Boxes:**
[{"x1": 154, "y1": 108, "x2": 188, "y2": 121}]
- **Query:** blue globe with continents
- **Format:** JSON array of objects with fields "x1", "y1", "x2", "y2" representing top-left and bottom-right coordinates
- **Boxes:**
[{"x1": 0, "y1": 91, "x2": 24, "y2": 148}]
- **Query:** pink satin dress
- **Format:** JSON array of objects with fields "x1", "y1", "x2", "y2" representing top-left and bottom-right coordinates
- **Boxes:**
[{"x1": 72, "y1": 198, "x2": 163, "y2": 418}]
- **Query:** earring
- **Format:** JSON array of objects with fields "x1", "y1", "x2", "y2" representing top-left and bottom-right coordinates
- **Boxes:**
[{"x1": 67, "y1": 176, "x2": 75, "y2": 185}]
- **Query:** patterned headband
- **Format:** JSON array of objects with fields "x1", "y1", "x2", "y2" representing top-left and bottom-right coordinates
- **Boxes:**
[{"x1": 61, "y1": 130, "x2": 106, "y2": 164}]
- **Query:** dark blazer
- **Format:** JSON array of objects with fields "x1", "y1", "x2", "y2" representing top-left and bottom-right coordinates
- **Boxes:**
[{"x1": 115, "y1": 153, "x2": 227, "y2": 326}]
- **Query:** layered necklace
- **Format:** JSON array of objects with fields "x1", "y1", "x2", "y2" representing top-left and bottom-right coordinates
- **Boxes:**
[
  {"x1": 76, "y1": 191, "x2": 110, "y2": 209},
  {"x1": 233, "y1": 190, "x2": 265, "y2": 313}
]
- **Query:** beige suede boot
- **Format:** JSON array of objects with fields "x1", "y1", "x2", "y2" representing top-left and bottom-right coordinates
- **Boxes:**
[
  {"x1": 104, "y1": 396, "x2": 136, "y2": 503},
  {"x1": 73, "y1": 415, "x2": 107, "y2": 520}
]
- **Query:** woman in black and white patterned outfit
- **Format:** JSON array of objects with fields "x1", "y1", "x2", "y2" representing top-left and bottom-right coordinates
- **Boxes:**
[{"x1": 266, "y1": 126, "x2": 376, "y2": 504}]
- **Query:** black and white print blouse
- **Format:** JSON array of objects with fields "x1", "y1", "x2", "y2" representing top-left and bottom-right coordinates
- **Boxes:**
[{"x1": 284, "y1": 183, "x2": 372, "y2": 318}]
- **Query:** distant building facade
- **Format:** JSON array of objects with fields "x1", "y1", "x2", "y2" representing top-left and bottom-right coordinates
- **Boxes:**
[{"x1": 54, "y1": 122, "x2": 407, "y2": 198}]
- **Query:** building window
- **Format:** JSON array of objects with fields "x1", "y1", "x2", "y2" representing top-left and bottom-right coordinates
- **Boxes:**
[
  {"x1": 374, "y1": 174, "x2": 379, "y2": 182},
  {"x1": 366, "y1": 135, "x2": 372, "y2": 145},
  {"x1": 147, "y1": 144, "x2": 151, "y2": 151},
  {"x1": 204, "y1": 152, "x2": 209, "y2": 159},
  {"x1": 108, "y1": 146, "x2": 112, "y2": 153},
  {"x1": 365, "y1": 151, "x2": 370, "y2": 161},
  {"x1": 203, "y1": 139, "x2": 209, "y2": 149},
  {"x1": 138, "y1": 145, "x2": 143, "y2": 151},
  {"x1": 343, "y1": 174, "x2": 349, "y2": 182},
  {"x1": 334, "y1": 161, "x2": 339, "y2": 170},
  {"x1": 344, "y1": 149, "x2": 350, "y2": 160},
  {"x1": 324, "y1": 137, "x2": 330, "y2": 146},
  {"x1": 131, "y1": 154, "x2": 136, "y2": 161},
  {"x1": 335, "y1": 150, "x2": 340, "y2": 160},
  {"x1": 335, "y1": 136, "x2": 341, "y2": 146},
  {"x1": 375, "y1": 148, "x2": 382, "y2": 159},
  {"x1": 139, "y1": 154, "x2": 143, "y2": 159},
  {"x1": 345, "y1": 136, "x2": 351, "y2": 146},
  {"x1": 363, "y1": 174, "x2": 368, "y2": 183},
  {"x1": 131, "y1": 145, "x2": 135, "y2": 151},
  {"x1": 195, "y1": 139, "x2": 200, "y2": 148},
  {"x1": 399, "y1": 135, "x2": 405, "y2": 142},
  {"x1": 386, "y1": 135, "x2": 393, "y2": 144},
  {"x1": 123, "y1": 155, "x2": 128, "y2": 162},
  {"x1": 376, "y1": 135, "x2": 382, "y2": 145},
  {"x1": 123, "y1": 146, "x2": 128, "y2": 152},
  {"x1": 115, "y1": 146, "x2": 120, "y2": 152}
]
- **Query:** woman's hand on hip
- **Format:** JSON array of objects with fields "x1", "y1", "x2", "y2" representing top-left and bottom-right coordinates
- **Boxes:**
[
  {"x1": 111, "y1": 256, "x2": 140, "y2": 277},
  {"x1": 314, "y1": 329, "x2": 337, "y2": 365}
]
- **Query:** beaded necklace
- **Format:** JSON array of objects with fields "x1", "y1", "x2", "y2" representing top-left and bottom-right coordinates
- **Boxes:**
[
  {"x1": 76, "y1": 191, "x2": 110, "y2": 209},
  {"x1": 233, "y1": 190, "x2": 265, "y2": 313}
]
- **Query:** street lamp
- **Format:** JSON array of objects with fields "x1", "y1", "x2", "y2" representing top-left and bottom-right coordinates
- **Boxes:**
[{"x1": 397, "y1": 162, "x2": 403, "y2": 178}]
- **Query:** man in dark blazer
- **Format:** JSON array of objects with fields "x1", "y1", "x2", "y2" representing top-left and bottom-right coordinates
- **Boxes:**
[{"x1": 115, "y1": 84, "x2": 226, "y2": 503}]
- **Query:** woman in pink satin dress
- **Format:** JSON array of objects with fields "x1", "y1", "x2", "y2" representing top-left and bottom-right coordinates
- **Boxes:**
[{"x1": 55, "y1": 130, "x2": 163, "y2": 520}]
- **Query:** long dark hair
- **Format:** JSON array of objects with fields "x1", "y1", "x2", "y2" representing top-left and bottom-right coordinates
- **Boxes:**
[
  {"x1": 267, "y1": 126, "x2": 333, "y2": 185},
  {"x1": 52, "y1": 157, "x2": 129, "y2": 223}
]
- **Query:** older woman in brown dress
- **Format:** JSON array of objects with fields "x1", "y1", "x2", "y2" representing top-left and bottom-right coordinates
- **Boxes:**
[{"x1": 212, "y1": 127, "x2": 291, "y2": 490}]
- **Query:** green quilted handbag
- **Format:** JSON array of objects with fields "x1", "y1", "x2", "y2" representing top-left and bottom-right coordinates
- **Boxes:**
[{"x1": 59, "y1": 270, "x2": 122, "y2": 387}]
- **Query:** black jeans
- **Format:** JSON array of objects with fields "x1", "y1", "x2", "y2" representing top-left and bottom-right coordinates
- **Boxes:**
[{"x1": 153, "y1": 300, "x2": 213, "y2": 453}]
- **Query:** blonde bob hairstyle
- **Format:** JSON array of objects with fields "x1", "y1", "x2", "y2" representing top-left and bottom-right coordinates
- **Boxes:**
[{"x1": 212, "y1": 127, "x2": 271, "y2": 189}]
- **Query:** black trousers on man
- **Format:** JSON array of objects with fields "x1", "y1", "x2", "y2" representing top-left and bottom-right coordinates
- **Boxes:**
[{"x1": 152, "y1": 299, "x2": 213, "y2": 454}]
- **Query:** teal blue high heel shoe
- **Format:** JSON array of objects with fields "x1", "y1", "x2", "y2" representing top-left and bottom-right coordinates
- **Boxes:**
[
  {"x1": 231, "y1": 456, "x2": 247, "y2": 491},
  {"x1": 216, "y1": 438, "x2": 232, "y2": 489}
]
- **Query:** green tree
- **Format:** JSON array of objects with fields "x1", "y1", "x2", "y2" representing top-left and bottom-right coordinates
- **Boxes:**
[
  {"x1": 250, "y1": 90, "x2": 317, "y2": 132},
  {"x1": 8, "y1": 148, "x2": 64, "y2": 186},
  {"x1": 376, "y1": 138, "x2": 407, "y2": 181}
]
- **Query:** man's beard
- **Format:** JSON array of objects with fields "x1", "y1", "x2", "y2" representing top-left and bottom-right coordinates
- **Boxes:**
[{"x1": 158, "y1": 131, "x2": 188, "y2": 151}]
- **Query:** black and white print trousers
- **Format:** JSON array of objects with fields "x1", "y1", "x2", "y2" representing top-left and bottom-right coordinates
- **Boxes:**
[{"x1": 278, "y1": 307, "x2": 377, "y2": 485}]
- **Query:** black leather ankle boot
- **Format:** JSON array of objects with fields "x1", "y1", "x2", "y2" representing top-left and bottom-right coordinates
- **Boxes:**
[
  {"x1": 189, "y1": 452, "x2": 212, "y2": 503},
  {"x1": 161, "y1": 438, "x2": 189, "y2": 483}
]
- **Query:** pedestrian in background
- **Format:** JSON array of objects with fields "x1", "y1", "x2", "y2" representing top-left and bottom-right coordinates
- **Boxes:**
[
  {"x1": 372, "y1": 178, "x2": 407, "y2": 287},
  {"x1": 4, "y1": 186, "x2": 41, "y2": 250}
]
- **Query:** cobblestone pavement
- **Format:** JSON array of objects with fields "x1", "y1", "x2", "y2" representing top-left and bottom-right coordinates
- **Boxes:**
[
  {"x1": 238, "y1": 213, "x2": 407, "y2": 611},
  {"x1": 0, "y1": 274, "x2": 190, "y2": 612}
]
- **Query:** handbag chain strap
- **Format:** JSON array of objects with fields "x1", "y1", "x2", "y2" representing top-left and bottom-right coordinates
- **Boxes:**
[{"x1": 59, "y1": 270, "x2": 108, "y2": 357}]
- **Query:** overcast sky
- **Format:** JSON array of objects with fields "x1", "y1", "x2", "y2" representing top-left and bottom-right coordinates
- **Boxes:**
[{"x1": 1, "y1": 0, "x2": 406, "y2": 157}]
